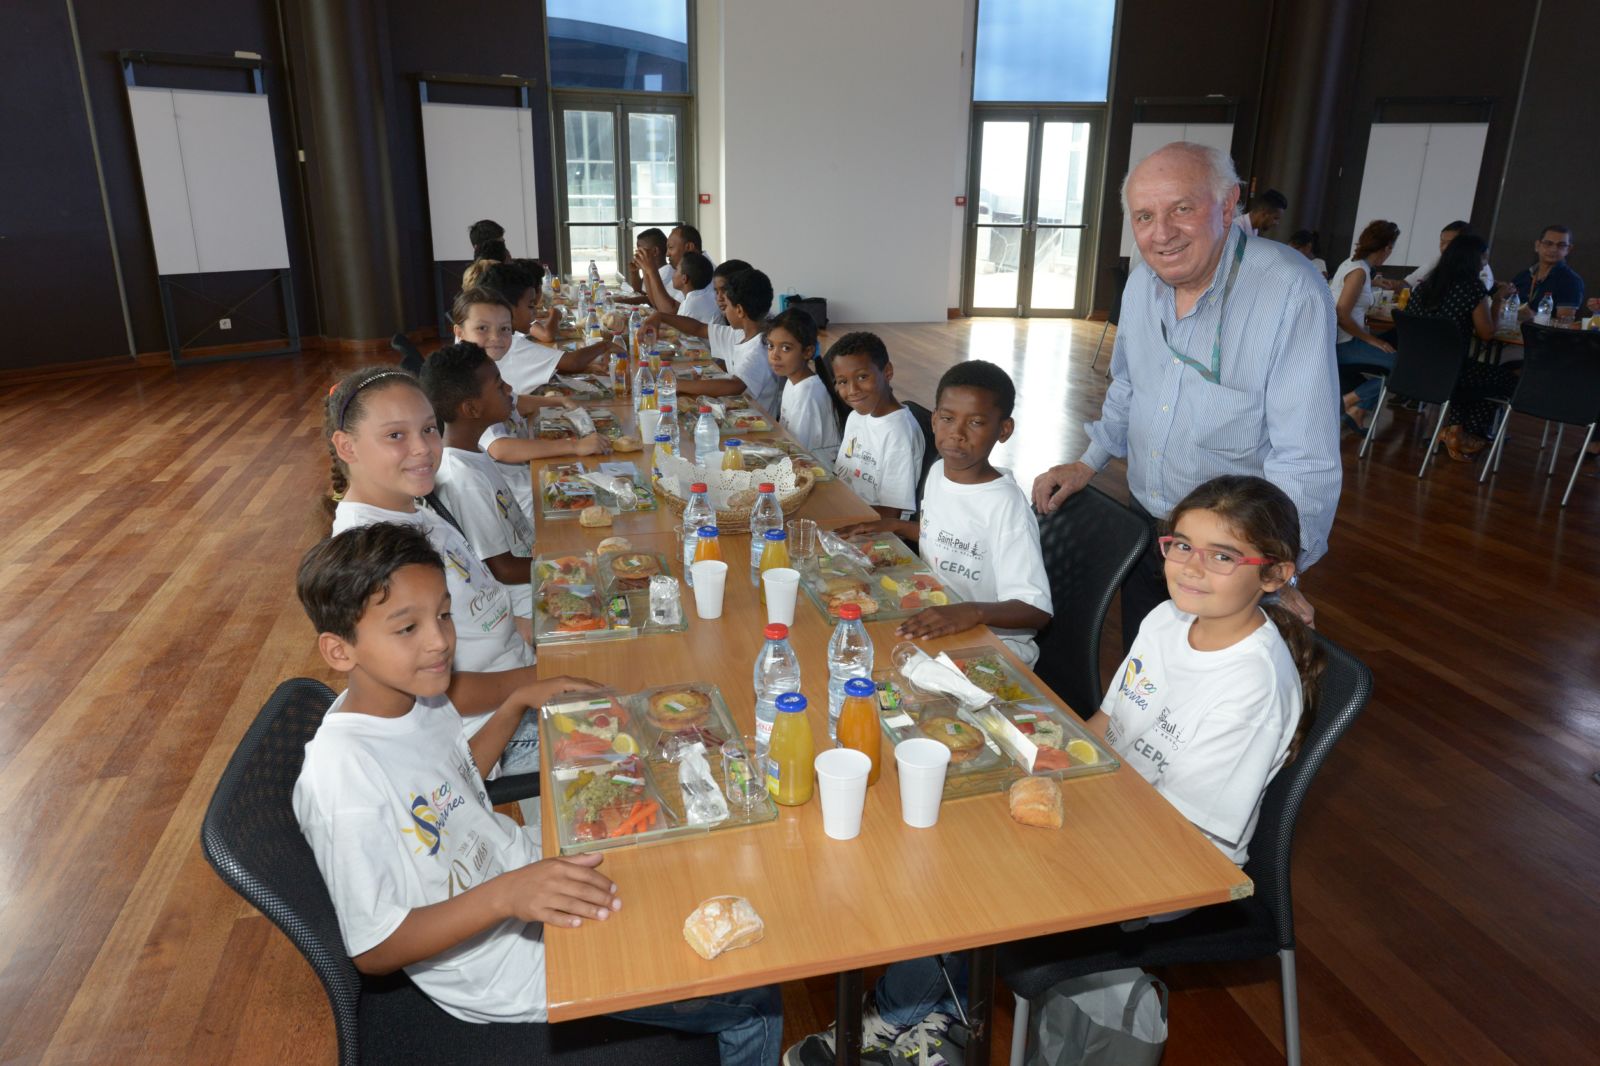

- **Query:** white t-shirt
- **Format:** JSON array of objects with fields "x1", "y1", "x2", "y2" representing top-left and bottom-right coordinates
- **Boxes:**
[
  {"x1": 709, "y1": 323, "x2": 782, "y2": 414},
  {"x1": 478, "y1": 408, "x2": 535, "y2": 520},
  {"x1": 1406, "y1": 255, "x2": 1495, "y2": 292},
  {"x1": 292, "y1": 690, "x2": 549, "y2": 1023},
  {"x1": 678, "y1": 284, "x2": 719, "y2": 325},
  {"x1": 834, "y1": 407, "x2": 925, "y2": 514},
  {"x1": 779, "y1": 374, "x2": 842, "y2": 465},
  {"x1": 1329, "y1": 258, "x2": 1373, "y2": 343},
  {"x1": 332, "y1": 501, "x2": 533, "y2": 674},
  {"x1": 497, "y1": 333, "x2": 563, "y2": 395},
  {"x1": 658, "y1": 262, "x2": 678, "y2": 299},
  {"x1": 434, "y1": 448, "x2": 536, "y2": 618},
  {"x1": 1100, "y1": 601, "x2": 1301, "y2": 865},
  {"x1": 917, "y1": 461, "x2": 1053, "y2": 666}
]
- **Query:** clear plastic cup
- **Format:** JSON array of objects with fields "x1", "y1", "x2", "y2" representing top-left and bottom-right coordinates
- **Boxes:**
[
  {"x1": 786, "y1": 518, "x2": 820, "y2": 560},
  {"x1": 762, "y1": 567, "x2": 800, "y2": 626},
  {"x1": 723, "y1": 735, "x2": 765, "y2": 812},
  {"x1": 814, "y1": 748, "x2": 872, "y2": 840},
  {"x1": 690, "y1": 560, "x2": 728, "y2": 619},
  {"x1": 894, "y1": 738, "x2": 952, "y2": 828}
]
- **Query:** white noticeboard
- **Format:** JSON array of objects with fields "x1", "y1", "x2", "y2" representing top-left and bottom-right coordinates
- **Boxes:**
[
  {"x1": 126, "y1": 86, "x2": 291, "y2": 275},
  {"x1": 420, "y1": 102, "x2": 540, "y2": 262},
  {"x1": 1352, "y1": 122, "x2": 1488, "y2": 267},
  {"x1": 1119, "y1": 122, "x2": 1236, "y2": 256}
]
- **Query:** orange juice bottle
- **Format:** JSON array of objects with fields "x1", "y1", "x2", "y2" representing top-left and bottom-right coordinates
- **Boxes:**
[
  {"x1": 835, "y1": 678, "x2": 881, "y2": 785},
  {"x1": 757, "y1": 529, "x2": 790, "y2": 605},
  {"x1": 693, "y1": 526, "x2": 723, "y2": 563},
  {"x1": 766, "y1": 693, "x2": 815, "y2": 805}
]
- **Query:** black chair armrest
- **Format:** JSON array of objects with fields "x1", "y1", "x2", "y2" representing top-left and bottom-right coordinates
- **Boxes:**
[{"x1": 486, "y1": 771, "x2": 541, "y2": 806}]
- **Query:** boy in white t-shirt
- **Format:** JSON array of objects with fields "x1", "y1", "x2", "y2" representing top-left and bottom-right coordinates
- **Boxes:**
[
  {"x1": 765, "y1": 308, "x2": 843, "y2": 464},
  {"x1": 481, "y1": 262, "x2": 621, "y2": 393},
  {"x1": 421, "y1": 343, "x2": 539, "y2": 618},
  {"x1": 449, "y1": 289, "x2": 607, "y2": 518},
  {"x1": 673, "y1": 252, "x2": 720, "y2": 325},
  {"x1": 653, "y1": 266, "x2": 783, "y2": 414},
  {"x1": 827, "y1": 332, "x2": 925, "y2": 521},
  {"x1": 841, "y1": 360, "x2": 1051, "y2": 664},
  {"x1": 291, "y1": 524, "x2": 781, "y2": 1061}
]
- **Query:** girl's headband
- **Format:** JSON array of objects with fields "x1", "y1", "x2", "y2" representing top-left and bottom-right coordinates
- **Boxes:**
[{"x1": 330, "y1": 370, "x2": 413, "y2": 431}]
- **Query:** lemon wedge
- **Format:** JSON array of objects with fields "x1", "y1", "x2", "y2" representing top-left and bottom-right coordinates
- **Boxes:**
[
  {"x1": 612, "y1": 734, "x2": 639, "y2": 754},
  {"x1": 929, "y1": 591, "x2": 948, "y2": 606},
  {"x1": 553, "y1": 715, "x2": 576, "y2": 734},
  {"x1": 1066, "y1": 738, "x2": 1098, "y2": 765}
]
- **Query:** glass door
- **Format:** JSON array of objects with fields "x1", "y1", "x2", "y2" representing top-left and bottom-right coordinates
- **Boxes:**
[
  {"x1": 554, "y1": 95, "x2": 690, "y2": 279},
  {"x1": 964, "y1": 108, "x2": 1103, "y2": 317}
]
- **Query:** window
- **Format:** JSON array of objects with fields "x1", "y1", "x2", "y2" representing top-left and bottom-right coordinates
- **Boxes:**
[
  {"x1": 973, "y1": 0, "x2": 1116, "y2": 103},
  {"x1": 546, "y1": 0, "x2": 690, "y2": 93}
]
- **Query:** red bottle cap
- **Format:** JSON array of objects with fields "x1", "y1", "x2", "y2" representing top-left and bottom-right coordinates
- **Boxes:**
[
  {"x1": 699, "y1": 405, "x2": 712, "y2": 413},
  {"x1": 763, "y1": 623, "x2": 789, "y2": 640},
  {"x1": 837, "y1": 603, "x2": 862, "y2": 621},
  {"x1": 758, "y1": 482, "x2": 775, "y2": 493},
  {"x1": 690, "y1": 482, "x2": 708, "y2": 493}
]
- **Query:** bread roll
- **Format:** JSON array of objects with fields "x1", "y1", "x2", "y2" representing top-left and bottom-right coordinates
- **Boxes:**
[
  {"x1": 596, "y1": 536, "x2": 633, "y2": 556},
  {"x1": 1008, "y1": 776, "x2": 1063, "y2": 829},
  {"x1": 683, "y1": 896, "x2": 764, "y2": 960},
  {"x1": 611, "y1": 435, "x2": 642, "y2": 453},
  {"x1": 579, "y1": 505, "x2": 612, "y2": 528}
]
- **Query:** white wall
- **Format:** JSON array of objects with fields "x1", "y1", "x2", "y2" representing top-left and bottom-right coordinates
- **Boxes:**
[
  {"x1": 700, "y1": 0, "x2": 972, "y2": 323},
  {"x1": 694, "y1": 0, "x2": 725, "y2": 259}
]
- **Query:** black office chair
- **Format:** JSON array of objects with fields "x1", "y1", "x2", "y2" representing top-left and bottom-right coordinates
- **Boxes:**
[
  {"x1": 1031, "y1": 488, "x2": 1151, "y2": 720},
  {"x1": 1090, "y1": 260, "x2": 1130, "y2": 376},
  {"x1": 998, "y1": 633, "x2": 1373, "y2": 1066},
  {"x1": 200, "y1": 679, "x2": 718, "y2": 1066},
  {"x1": 1356, "y1": 310, "x2": 1470, "y2": 477},
  {"x1": 1478, "y1": 323, "x2": 1600, "y2": 506},
  {"x1": 392, "y1": 332, "x2": 426, "y2": 376},
  {"x1": 903, "y1": 400, "x2": 940, "y2": 514}
]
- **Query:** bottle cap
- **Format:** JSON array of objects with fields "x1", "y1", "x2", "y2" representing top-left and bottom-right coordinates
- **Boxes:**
[
  {"x1": 725, "y1": 438, "x2": 743, "y2": 446},
  {"x1": 837, "y1": 603, "x2": 862, "y2": 621},
  {"x1": 843, "y1": 677, "x2": 876, "y2": 698},
  {"x1": 655, "y1": 433, "x2": 671, "y2": 443},
  {"x1": 764, "y1": 528, "x2": 787, "y2": 540},
  {"x1": 697, "y1": 526, "x2": 719, "y2": 538},
  {"x1": 690, "y1": 482, "x2": 708, "y2": 493},
  {"x1": 758, "y1": 482, "x2": 775, "y2": 493},
  {"x1": 699, "y1": 405, "x2": 712, "y2": 413},
  {"x1": 763, "y1": 623, "x2": 789, "y2": 640},
  {"x1": 660, "y1": 405, "x2": 675, "y2": 414},
  {"x1": 775, "y1": 692, "x2": 807, "y2": 713}
]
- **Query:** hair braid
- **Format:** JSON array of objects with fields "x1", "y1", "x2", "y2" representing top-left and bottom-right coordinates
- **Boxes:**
[{"x1": 1261, "y1": 602, "x2": 1325, "y2": 764}]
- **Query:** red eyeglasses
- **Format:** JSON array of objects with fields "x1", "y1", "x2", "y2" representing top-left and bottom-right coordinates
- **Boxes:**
[{"x1": 1157, "y1": 536, "x2": 1272, "y2": 575}]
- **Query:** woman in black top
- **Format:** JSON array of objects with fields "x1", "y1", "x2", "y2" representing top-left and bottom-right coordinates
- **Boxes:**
[{"x1": 1406, "y1": 234, "x2": 1518, "y2": 461}]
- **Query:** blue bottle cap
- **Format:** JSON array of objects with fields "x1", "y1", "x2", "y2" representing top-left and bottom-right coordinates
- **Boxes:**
[
  {"x1": 764, "y1": 528, "x2": 787, "y2": 540},
  {"x1": 843, "y1": 677, "x2": 875, "y2": 698},
  {"x1": 655, "y1": 433, "x2": 671, "y2": 443},
  {"x1": 775, "y1": 693, "x2": 807, "y2": 713},
  {"x1": 697, "y1": 525, "x2": 719, "y2": 538},
  {"x1": 725, "y1": 438, "x2": 743, "y2": 446}
]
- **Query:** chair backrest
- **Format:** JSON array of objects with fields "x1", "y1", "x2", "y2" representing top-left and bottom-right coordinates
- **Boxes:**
[
  {"x1": 1105, "y1": 260, "x2": 1132, "y2": 327},
  {"x1": 1388, "y1": 311, "x2": 1469, "y2": 403},
  {"x1": 392, "y1": 333, "x2": 425, "y2": 376},
  {"x1": 1512, "y1": 323, "x2": 1600, "y2": 426},
  {"x1": 1242, "y1": 633, "x2": 1373, "y2": 949},
  {"x1": 200, "y1": 678, "x2": 362, "y2": 1066},
  {"x1": 1031, "y1": 487, "x2": 1151, "y2": 719},
  {"x1": 902, "y1": 400, "x2": 940, "y2": 511}
]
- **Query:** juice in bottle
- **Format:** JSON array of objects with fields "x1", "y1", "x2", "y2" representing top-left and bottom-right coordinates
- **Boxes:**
[
  {"x1": 757, "y1": 529, "x2": 790, "y2": 605},
  {"x1": 766, "y1": 693, "x2": 815, "y2": 805},
  {"x1": 835, "y1": 677, "x2": 881, "y2": 785},
  {"x1": 721, "y1": 438, "x2": 745, "y2": 471},
  {"x1": 693, "y1": 526, "x2": 723, "y2": 563}
]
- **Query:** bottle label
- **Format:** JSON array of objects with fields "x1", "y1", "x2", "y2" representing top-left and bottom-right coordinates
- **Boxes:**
[
  {"x1": 765, "y1": 757, "x2": 780, "y2": 793},
  {"x1": 755, "y1": 715, "x2": 774, "y2": 748}
]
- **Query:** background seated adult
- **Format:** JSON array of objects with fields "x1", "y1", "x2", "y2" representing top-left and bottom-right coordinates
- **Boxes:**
[
  {"x1": 1288, "y1": 229, "x2": 1327, "y2": 277},
  {"x1": 1236, "y1": 189, "x2": 1288, "y2": 237},
  {"x1": 1330, "y1": 220, "x2": 1401, "y2": 432},
  {"x1": 1405, "y1": 220, "x2": 1494, "y2": 293},
  {"x1": 1513, "y1": 225, "x2": 1584, "y2": 317}
]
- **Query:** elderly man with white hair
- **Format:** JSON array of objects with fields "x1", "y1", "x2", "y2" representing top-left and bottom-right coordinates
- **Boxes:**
[{"x1": 1032, "y1": 141, "x2": 1339, "y2": 644}]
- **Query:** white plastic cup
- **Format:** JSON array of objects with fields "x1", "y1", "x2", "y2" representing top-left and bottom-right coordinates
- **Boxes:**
[
  {"x1": 762, "y1": 567, "x2": 801, "y2": 626},
  {"x1": 637, "y1": 407, "x2": 662, "y2": 446},
  {"x1": 894, "y1": 738, "x2": 952, "y2": 828},
  {"x1": 689, "y1": 560, "x2": 728, "y2": 619},
  {"x1": 814, "y1": 748, "x2": 872, "y2": 840}
]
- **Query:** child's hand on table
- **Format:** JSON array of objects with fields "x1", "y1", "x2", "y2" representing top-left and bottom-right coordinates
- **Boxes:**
[
  {"x1": 496, "y1": 854, "x2": 620, "y2": 928},
  {"x1": 896, "y1": 603, "x2": 984, "y2": 641},
  {"x1": 510, "y1": 675, "x2": 604, "y2": 712},
  {"x1": 575, "y1": 433, "x2": 610, "y2": 456}
]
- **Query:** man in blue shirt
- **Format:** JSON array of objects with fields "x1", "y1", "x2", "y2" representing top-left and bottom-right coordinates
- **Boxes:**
[
  {"x1": 1033, "y1": 142, "x2": 1340, "y2": 647},
  {"x1": 1511, "y1": 225, "x2": 1584, "y2": 314}
]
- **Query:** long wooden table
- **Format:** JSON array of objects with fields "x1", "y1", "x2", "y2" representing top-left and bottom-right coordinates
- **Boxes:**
[{"x1": 530, "y1": 385, "x2": 1250, "y2": 1060}]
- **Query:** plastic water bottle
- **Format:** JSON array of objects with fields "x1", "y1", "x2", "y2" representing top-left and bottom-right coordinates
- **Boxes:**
[
  {"x1": 681, "y1": 482, "x2": 714, "y2": 586},
  {"x1": 658, "y1": 366, "x2": 678, "y2": 416},
  {"x1": 826, "y1": 603, "x2": 874, "y2": 742},
  {"x1": 752, "y1": 622, "x2": 801, "y2": 758},
  {"x1": 694, "y1": 405, "x2": 720, "y2": 463},
  {"x1": 627, "y1": 308, "x2": 643, "y2": 359},
  {"x1": 588, "y1": 259, "x2": 600, "y2": 285},
  {"x1": 749, "y1": 483, "x2": 784, "y2": 584},
  {"x1": 652, "y1": 433, "x2": 673, "y2": 481},
  {"x1": 1502, "y1": 294, "x2": 1520, "y2": 333},
  {"x1": 659, "y1": 405, "x2": 681, "y2": 452},
  {"x1": 1536, "y1": 293, "x2": 1554, "y2": 325},
  {"x1": 633, "y1": 363, "x2": 657, "y2": 411}
]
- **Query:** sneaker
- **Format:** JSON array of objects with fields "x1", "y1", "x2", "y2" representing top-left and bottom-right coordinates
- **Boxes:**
[
  {"x1": 887, "y1": 1011, "x2": 969, "y2": 1066},
  {"x1": 782, "y1": 993, "x2": 909, "y2": 1066}
]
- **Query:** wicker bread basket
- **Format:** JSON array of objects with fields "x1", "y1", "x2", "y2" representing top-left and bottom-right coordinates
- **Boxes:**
[{"x1": 656, "y1": 470, "x2": 816, "y2": 533}]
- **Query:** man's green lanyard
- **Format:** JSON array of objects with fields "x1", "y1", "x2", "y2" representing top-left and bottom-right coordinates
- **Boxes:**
[{"x1": 1160, "y1": 234, "x2": 1247, "y2": 385}]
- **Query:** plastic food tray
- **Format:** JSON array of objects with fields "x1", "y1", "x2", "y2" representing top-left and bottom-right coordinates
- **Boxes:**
[
  {"x1": 539, "y1": 462, "x2": 595, "y2": 520},
  {"x1": 594, "y1": 460, "x2": 658, "y2": 512},
  {"x1": 543, "y1": 685, "x2": 777, "y2": 855},
  {"x1": 872, "y1": 675, "x2": 1012, "y2": 800},
  {"x1": 798, "y1": 555, "x2": 962, "y2": 623},
  {"x1": 533, "y1": 551, "x2": 686, "y2": 643},
  {"x1": 739, "y1": 439, "x2": 834, "y2": 482},
  {"x1": 537, "y1": 374, "x2": 615, "y2": 401}
]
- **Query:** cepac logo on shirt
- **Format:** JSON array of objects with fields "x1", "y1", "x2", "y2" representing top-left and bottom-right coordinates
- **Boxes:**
[
  {"x1": 1118, "y1": 657, "x2": 1158, "y2": 711},
  {"x1": 399, "y1": 782, "x2": 467, "y2": 857},
  {"x1": 443, "y1": 547, "x2": 473, "y2": 582},
  {"x1": 931, "y1": 529, "x2": 985, "y2": 583}
]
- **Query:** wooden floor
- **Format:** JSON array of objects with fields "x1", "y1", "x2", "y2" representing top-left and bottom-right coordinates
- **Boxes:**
[{"x1": 2, "y1": 319, "x2": 1597, "y2": 1065}]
